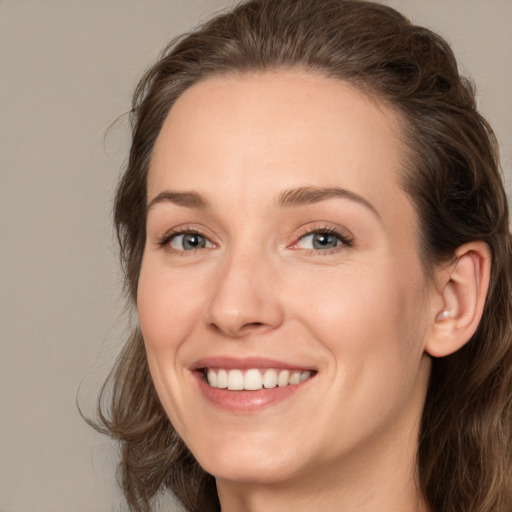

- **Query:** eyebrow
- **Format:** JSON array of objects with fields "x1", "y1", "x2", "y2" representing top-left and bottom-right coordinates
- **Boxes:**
[
  {"x1": 146, "y1": 185, "x2": 380, "y2": 219},
  {"x1": 146, "y1": 190, "x2": 209, "y2": 211},
  {"x1": 278, "y1": 186, "x2": 381, "y2": 219}
]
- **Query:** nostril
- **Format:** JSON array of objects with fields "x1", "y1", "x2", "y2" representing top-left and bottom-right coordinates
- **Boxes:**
[
  {"x1": 241, "y1": 322, "x2": 267, "y2": 332},
  {"x1": 208, "y1": 319, "x2": 269, "y2": 337}
]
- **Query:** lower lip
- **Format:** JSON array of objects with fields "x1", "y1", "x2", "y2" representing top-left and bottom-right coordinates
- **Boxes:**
[{"x1": 193, "y1": 371, "x2": 313, "y2": 413}]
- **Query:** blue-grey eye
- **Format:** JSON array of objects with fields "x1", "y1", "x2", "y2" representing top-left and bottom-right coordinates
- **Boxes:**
[
  {"x1": 312, "y1": 233, "x2": 339, "y2": 249},
  {"x1": 170, "y1": 233, "x2": 209, "y2": 250},
  {"x1": 296, "y1": 232, "x2": 342, "y2": 250}
]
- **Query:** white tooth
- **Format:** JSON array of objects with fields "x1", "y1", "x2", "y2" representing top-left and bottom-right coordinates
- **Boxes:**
[
  {"x1": 206, "y1": 369, "x2": 217, "y2": 387},
  {"x1": 227, "y1": 369, "x2": 244, "y2": 390},
  {"x1": 244, "y1": 369, "x2": 263, "y2": 390},
  {"x1": 262, "y1": 369, "x2": 277, "y2": 388},
  {"x1": 289, "y1": 371, "x2": 301, "y2": 385},
  {"x1": 300, "y1": 371, "x2": 311, "y2": 382},
  {"x1": 216, "y1": 369, "x2": 228, "y2": 389},
  {"x1": 277, "y1": 370, "x2": 290, "y2": 387}
]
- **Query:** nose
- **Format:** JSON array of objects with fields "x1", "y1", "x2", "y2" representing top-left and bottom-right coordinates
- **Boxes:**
[{"x1": 204, "y1": 250, "x2": 285, "y2": 338}]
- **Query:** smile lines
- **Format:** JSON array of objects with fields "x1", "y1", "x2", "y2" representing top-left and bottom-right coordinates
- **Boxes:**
[{"x1": 205, "y1": 368, "x2": 313, "y2": 391}]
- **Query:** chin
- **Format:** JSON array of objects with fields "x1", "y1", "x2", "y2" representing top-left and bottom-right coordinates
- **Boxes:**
[{"x1": 190, "y1": 432, "x2": 306, "y2": 484}]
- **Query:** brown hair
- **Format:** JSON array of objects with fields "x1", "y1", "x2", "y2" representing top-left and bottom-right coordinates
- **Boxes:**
[{"x1": 94, "y1": 1, "x2": 512, "y2": 511}]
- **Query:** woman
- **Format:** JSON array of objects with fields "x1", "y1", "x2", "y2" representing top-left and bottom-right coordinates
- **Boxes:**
[{"x1": 94, "y1": 0, "x2": 512, "y2": 511}]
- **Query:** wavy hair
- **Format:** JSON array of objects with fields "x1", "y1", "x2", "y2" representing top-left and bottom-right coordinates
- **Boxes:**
[{"x1": 92, "y1": 1, "x2": 512, "y2": 511}]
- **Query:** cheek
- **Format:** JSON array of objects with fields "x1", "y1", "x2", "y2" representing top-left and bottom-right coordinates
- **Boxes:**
[
  {"x1": 137, "y1": 259, "x2": 202, "y2": 351},
  {"x1": 136, "y1": 258, "x2": 206, "y2": 424},
  {"x1": 289, "y1": 258, "x2": 428, "y2": 388},
  {"x1": 292, "y1": 265, "x2": 410, "y2": 339}
]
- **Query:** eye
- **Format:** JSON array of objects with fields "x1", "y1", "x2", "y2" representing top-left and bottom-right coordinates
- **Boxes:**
[
  {"x1": 166, "y1": 231, "x2": 214, "y2": 251},
  {"x1": 293, "y1": 228, "x2": 353, "y2": 251},
  {"x1": 296, "y1": 232, "x2": 340, "y2": 250}
]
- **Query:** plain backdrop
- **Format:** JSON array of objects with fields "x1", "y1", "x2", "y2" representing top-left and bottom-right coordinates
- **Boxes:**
[{"x1": 1, "y1": 1, "x2": 510, "y2": 511}]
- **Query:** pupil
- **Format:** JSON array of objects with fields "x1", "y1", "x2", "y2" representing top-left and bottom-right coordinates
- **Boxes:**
[
  {"x1": 183, "y1": 234, "x2": 205, "y2": 249},
  {"x1": 313, "y1": 233, "x2": 338, "y2": 249}
]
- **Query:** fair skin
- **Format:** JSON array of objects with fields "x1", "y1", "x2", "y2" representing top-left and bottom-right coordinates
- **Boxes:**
[{"x1": 137, "y1": 71, "x2": 490, "y2": 512}]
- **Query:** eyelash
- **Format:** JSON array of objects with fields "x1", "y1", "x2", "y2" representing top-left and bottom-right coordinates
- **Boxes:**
[
  {"x1": 158, "y1": 227, "x2": 213, "y2": 255},
  {"x1": 157, "y1": 225, "x2": 354, "y2": 255},
  {"x1": 292, "y1": 225, "x2": 354, "y2": 255}
]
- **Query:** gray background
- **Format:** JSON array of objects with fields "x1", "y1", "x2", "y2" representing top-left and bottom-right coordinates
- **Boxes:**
[{"x1": 1, "y1": 1, "x2": 510, "y2": 511}]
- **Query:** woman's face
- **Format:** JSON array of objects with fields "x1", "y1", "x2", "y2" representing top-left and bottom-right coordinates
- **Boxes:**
[{"x1": 138, "y1": 71, "x2": 433, "y2": 485}]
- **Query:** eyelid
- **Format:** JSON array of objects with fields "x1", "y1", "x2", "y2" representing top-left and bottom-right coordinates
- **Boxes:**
[
  {"x1": 155, "y1": 223, "x2": 353, "y2": 255},
  {"x1": 158, "y1": 225, "x2": 216, "y2": 252},
  {"x1": 290, "y1": 224, "x2": 354, "y2": 252}
]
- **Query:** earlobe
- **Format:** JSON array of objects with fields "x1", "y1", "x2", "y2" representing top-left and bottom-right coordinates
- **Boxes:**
[{"x1": 426, "y1": 241, "x2": 491, "y2": 358}]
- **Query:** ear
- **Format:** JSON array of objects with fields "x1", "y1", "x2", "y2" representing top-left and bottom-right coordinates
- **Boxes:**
[{"x1": 425, "y1": 241, "x2": 491, "y2": 358}]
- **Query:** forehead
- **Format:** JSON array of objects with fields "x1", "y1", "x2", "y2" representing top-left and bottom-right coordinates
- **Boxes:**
[{"x1": 148, "y1": 71, "x2": 414, "y2": 227}]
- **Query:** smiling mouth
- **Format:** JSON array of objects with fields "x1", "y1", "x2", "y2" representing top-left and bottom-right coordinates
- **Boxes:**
[{"x1": 203, "y1": 368, "x2": 315, "y2": 391}]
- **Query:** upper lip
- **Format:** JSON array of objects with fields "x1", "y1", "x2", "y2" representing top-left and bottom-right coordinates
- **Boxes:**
[{"x1": 190, "y1": 356, "x2": 315, "y2": 371}]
